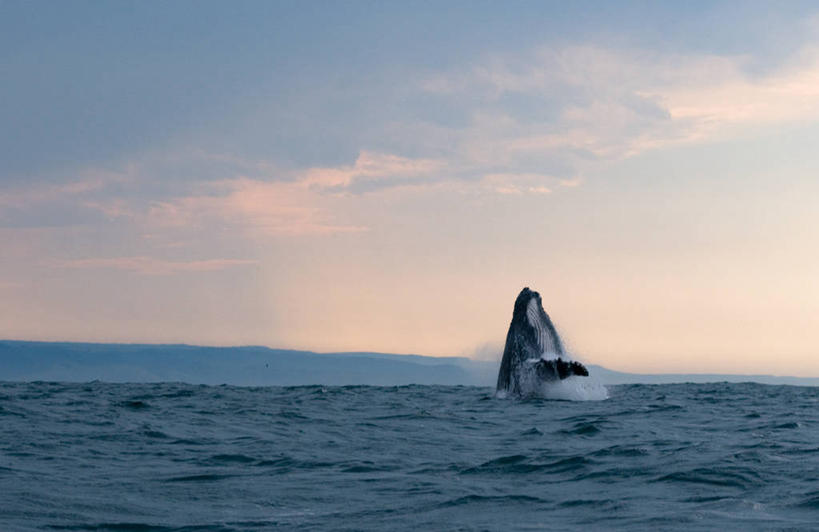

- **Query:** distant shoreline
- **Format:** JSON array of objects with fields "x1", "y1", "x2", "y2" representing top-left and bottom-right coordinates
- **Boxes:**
[{"x1": 1, "y1": 340, "x2": 817, "y2": 387}]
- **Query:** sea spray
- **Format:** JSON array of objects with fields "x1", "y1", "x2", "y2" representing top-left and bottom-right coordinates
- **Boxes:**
[{"x1": 496, "y1": 359, "x2": 609, "y2": 401}]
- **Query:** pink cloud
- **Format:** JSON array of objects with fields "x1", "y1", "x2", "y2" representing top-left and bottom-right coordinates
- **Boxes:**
[
  {"x1": 0, "y1": 171, "x2": 129, "y2": 209},
  {"x1": 649, "y1": 48, "x2": 819, "y2": 130},
  {"x1": 301, "y1": 150, "x2": 442, "y2": 189},
  {"x1": 55, "y1": 256, "x2": 258, "y2": 276},
  {"x1": 0, "y1": 280, "x2": 23, "y2": 290},
  {"x1": 417, "y1": 42, "x2": 819, "y2": 174},
  {"x1": 83, "y1": 199, "x2": 136, "y2": 219},
  {"x1": 558, "y1": 177, "x2": 584, "y2": 188},
  {"x1": 143, "y1": 150, "x2": 444, "y2": 237},
  {"x1": 482, "y1": 173, "x2": 556, "y2": 196},
  {"x1": 148, "y1": 178, "x2": 367, "y2": 236}
]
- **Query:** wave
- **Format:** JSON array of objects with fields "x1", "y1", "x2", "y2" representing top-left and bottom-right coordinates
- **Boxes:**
[{"x1": 3, "y1": 381, "x2": 818, "y2": 531}]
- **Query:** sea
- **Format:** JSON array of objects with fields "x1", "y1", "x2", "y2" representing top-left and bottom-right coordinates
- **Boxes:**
[{"x1": 1, "y1": 380, "x2": 818, "y2": 531}]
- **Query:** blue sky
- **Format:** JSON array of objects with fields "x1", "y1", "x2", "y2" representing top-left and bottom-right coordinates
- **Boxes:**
[{"x1": 3, "y1": 1, "x2": 819, "y2": 374}]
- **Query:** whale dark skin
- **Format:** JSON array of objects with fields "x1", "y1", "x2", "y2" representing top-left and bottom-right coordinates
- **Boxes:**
[{"x1": 497, "y1": 287, "x2": 588, "y2": 395}]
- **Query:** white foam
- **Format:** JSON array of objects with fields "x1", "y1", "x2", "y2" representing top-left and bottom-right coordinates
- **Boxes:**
[
  {"x1": 535, "y1": 376, "x2": 609, "y2": 401},
  {"x1": 498, "y1": 359, "x2": 609, "y2": 401}
]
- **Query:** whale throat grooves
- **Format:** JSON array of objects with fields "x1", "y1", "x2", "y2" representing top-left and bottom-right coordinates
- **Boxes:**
[
  {"x1": 526, "y1": 297, "x2": 563, "y2": 357},
  {"x1": 496, "y1": 287, "x2": 589, "y2": 396}
]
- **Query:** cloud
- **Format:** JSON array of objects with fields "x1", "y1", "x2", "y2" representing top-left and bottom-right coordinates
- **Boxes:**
[
  {"x1": 12, "y1": 39, "x2": 819, "y2": 243},
  {"x1": 301, "y1": 150, "x2": 443, "y2": 190},
  {"x1": 0, "y1": 171, "x2": 129, "y2": 209},
  {"x1": 648, "y1": 47, "x2": 819, "y2": 132},
  {"x1": 482, "y1": 173, "x2": 554, "y2": 196},
  {"x1": 143, "y1": 148, "x2": 578, "y2": 237},
  {"x1": 134, "y1": 149, "x2": 451, "y2": 237},
  {"x1": 0, "y1": 169, "x2": 135, "y2": 228},
  {"x1": 0, "y1": 281, "x2": 23, "y2": 291},
  {"x1": 55, "y1": 256, "x2": 258, "y2": 276},
  {"x1": 148, "y1": 176, "x2": 368, "y2": 236},
  {"x1": 412, "y1": 43, "x2": 819, "y2": 178}
]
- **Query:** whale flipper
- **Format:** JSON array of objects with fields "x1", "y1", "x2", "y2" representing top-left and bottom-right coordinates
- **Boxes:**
[
  {"x1": 496, "y1": 287, "x2": 589, "y2": 396},
  {"x1": 535, "y1": 359, "x2": 589, "y2": 380}
]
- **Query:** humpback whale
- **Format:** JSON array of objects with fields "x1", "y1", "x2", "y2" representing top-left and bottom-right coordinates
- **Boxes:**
[{"x1": 496, "y1": 287, "x2": 589, "y2": 396}]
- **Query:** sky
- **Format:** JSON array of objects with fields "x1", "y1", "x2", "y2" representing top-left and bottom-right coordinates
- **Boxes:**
[{"x1": 2, "y1": 1, "x2": 819, "y2": 375}]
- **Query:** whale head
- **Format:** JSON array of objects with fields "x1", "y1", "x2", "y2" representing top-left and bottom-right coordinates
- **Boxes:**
[{"x1": 511, "y1": 287, "x2": 564, "y2": 358}]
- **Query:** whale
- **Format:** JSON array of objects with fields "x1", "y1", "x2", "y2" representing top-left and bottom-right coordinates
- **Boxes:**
[{"x1": 496, "y1": 287, "x2": 588, "y2": 396}]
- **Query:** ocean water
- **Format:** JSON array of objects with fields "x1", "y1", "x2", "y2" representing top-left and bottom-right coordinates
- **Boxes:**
[{"x1": 1, "y1": 381, "x2": 818, "y2": 531}]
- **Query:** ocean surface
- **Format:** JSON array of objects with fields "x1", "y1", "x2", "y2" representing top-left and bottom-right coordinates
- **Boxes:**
[{"x1": 1, "y1": 381, "x2": 818, "y2": 531}]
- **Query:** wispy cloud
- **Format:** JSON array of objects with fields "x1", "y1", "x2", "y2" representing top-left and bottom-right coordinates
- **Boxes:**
[
  {"x1": 55, "y1": 256, "x2": 258, "y2": 276},
  {"x1": 0, "y1": 170, "x2": 129, "y2": 209},
  {"x1": 481, "y1": 173, "x2": 554, "y2": 196},
  {"x1": 0, "y1": 280, "x2": 23, "y2": 291},
  {"x1": 0, "y1": 169, "x2": 135, "y2": 229},
  {"x1": 11, "y1": 38, "x2": 819, "y2": 244},
  {"x1": 414, "y1": 43, "x2": 819, "y2": 176},
  {"x1": 650, "y1": 47, "x2": 819, "y2": 132},
  {"x1": 148, "y1": 177, "x2": 368, "y2": 237},
  {"x1": 136, "y1": 149, "x2": 448, "y2": 236},
  {"x1": 301, "y1": 150, "x2": 443, "y2": 190}
]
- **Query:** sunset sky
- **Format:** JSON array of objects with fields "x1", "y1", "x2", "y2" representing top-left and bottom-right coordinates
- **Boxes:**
[{"x1": 3, "y1": 1, "x2": 819, "y2": 374}]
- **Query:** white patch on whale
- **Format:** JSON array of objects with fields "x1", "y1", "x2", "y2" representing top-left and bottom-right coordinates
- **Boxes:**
[{"x1": 526, "y1": 298, "x2": 559, "y2": 360}]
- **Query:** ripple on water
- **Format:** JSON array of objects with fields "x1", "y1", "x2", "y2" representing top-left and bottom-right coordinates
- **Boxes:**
[
  {"x1": 115, "y1": 400, "x2": 150, "y2": 410},
  {"x1": 654, "y1": 467, "x2": 763, "y2": 490},
  {"x1": 793, "y1": 490, "x2": 819, "y2": 509},
  {"x1": 558, "y1": 421, "x2": 602, "y2": 436},
  {"x1": 2, "y1": 381, "x2": 818, "y2": 531},
  {"x1": 435, "y1": 494, "x2": 548, "y2": 509}
]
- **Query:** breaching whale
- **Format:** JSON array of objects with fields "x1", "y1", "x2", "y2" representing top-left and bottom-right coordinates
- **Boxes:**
[{"x1": 496, "y1": 287, "x2": 589, "y2": 396}]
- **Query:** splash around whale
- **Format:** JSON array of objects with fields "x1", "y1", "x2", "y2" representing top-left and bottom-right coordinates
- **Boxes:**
[{"x1": 496, "y1": 287, "x2": 608, "y2": 400}]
